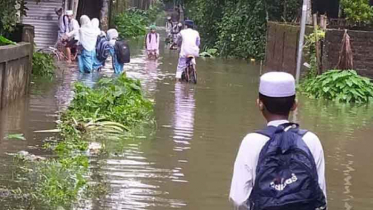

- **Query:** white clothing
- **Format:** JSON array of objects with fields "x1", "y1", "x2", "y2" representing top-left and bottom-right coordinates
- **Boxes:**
[
  {"x1": 229, "y1": 120, "x2": 327, "y2": 209},
  {"x1": 58, "y1": 14, "x2": 70, "y2": 40},
  {"x1": 107, "y1": 29, "x2": 119, "y2": 40},
  {"x1": 79, "y1": 15, "x2": 97, "y2": 52},
  {"x1": 260, "y1": 72, "x2": 296, "y2": 97},
  {"x1": 91, "y1": 18, "x2": 101, "y2": 36},
  {"x1": 66, "y1": 19, "x2": 80, "y2": 41},
  {"x1": 146, "y1": 33, "x2": 160, "y2": 55},
  {"x1": 177, "y1": 28, "x2": 200, "y2": 57}
]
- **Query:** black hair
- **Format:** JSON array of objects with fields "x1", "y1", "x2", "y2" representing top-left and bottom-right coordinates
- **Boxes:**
[{"x1": 259, "y1": 93, "x2": 296, "y2": 116}]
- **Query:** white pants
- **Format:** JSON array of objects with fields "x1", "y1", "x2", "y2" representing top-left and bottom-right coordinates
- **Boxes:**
[{"x1": 176, "y1": 56, "x2": 196, "y2": 79}]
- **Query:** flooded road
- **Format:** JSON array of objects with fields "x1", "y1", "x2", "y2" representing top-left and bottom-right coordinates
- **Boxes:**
[{"x1": 1, "y1": 33, "x2": 373, "y2": 210}]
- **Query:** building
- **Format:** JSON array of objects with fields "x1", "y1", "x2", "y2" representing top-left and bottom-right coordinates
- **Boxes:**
[{"x1": 22, "y1": 0, "x2": 110, "y2": 49}]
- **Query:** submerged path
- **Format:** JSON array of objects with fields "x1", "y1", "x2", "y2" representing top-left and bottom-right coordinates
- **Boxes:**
[{"x1": 1, "y1": 34, "x2": 373, "y2": 210}]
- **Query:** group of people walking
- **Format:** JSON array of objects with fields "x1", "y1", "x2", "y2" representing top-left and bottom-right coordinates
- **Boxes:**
[{"x1": 56, "y1": 9, "x2": 130, "y2": 74}]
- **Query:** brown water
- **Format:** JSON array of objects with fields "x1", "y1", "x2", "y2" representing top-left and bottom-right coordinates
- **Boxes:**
[{"x1": 1, "y1": 35, "x2": 373, "y2": 210}]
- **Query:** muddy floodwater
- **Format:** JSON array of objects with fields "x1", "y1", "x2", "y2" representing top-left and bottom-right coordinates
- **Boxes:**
[{"x1": 1, "y1": 34, "x2": 373, "y2": 210}]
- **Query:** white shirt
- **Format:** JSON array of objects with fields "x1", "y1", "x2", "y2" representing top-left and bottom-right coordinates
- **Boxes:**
[
  {"x1": 177, "y1": 28, "x2": 200, "y2": 57},
  {"x1": 229, "y1": 120, "x2": 327, "y2": 209},
  {"x1": 66, "y1": 19, "x2": 80, "y2": 41}
]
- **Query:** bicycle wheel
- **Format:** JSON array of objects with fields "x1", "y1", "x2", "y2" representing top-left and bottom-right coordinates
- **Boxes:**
[{"x1": 191, "y1": 66, "x2": 197, "y2": 84}]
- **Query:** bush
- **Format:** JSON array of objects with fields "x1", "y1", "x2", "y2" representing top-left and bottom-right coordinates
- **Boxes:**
[
  {"x1": 32, "y1": 52, "x2": 55, "y2": 77},
  {"x1": 0, "y1": 35, "x2": 16, "y2": 46},
  {"x1": 13, "y1": 74, "x2": 154, "y2": 209},
  {"x1": 300, "y1": 70, "x2": 373, "y2": 103},
  {"x1": 67, "y1": 74, "x2": 153, "y2": 127},
  {"x1": 341, "y1": 0, "x2": 373, "y2": 24},
  {"x1": 215, "y1": 0, "x2": 267, "y2": 59},
  {"x1": 115, "y1": 9, "x2": 148, "y2": 38},
  {"x1": 0, "y1": 0, "x2": 27, "y2": 36},
  {"x1": 145, "y1": 0, "x2": 166, "y2": 24},
  {"x1": 186, "y1": 0, "x2": 301, "y2": 60}
]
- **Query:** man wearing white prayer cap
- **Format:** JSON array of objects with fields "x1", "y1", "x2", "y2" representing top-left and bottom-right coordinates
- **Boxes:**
[
  {"x1": 229, "y1": 72, "x2": 327, "y2": 209},
  {"x1": 65, "y1": 10, "x2": 73, "y2": 16}
]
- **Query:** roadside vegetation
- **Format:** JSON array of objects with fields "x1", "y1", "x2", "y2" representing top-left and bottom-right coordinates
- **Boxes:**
[
  {"x1": 114, "y1": 1, "x2": 165, "y2": 38},
  {"x1": 0, "y1": 0, "x2": 27, "y2": 40},
  {"x1": 181, "y1": 0, "x2": 301, "y2": 60},
  {"x1": 32, "y1": 52, "x2": 56, "y2": 77},
  {"x1": 11, "y1": 74, "x2": 154, "y2": 209},
  {"x1": 300, "y1": 70, "x2": 373, "y2": 103}
]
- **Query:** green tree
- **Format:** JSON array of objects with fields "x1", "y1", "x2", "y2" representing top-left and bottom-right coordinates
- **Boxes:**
[
  {"x1": 184, "y1": 0, "x2": 301, "y2": 60},
  {"x1": 341, "y1": 0, "x2": 373, "y2": 24},
  {"x1": 0, "y1": 0, "x2": 27, "y2": 36}
]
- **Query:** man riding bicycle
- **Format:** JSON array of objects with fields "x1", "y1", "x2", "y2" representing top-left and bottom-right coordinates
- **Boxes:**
[{"x1": 175, "y1": 20, "x2": 200, "y2": 80}]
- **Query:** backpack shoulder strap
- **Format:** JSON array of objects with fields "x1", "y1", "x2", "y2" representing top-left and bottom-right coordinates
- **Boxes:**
[
  {"x1": 256, "y1": 126, "x2": 278, "y2": 138},
  {"x1": 256, "y1": 123, "x2": 301, "y2": 138},
  {"x1": 297, "y1": 129, "x2": 308, "y2": 137}
]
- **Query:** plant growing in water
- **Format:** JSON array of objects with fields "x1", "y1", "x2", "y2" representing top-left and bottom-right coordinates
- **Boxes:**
[
  {"x1": 300, "y1": 70, "x2": 373, "y2": 103},
  {"x1": 67, "y1": 74, "x2": 153, "y2": 127},
  {"x1": 32, "y1": 52, "x2": 56, "y2": 77},
  {"x1": 12, "y1": 74, "x2": 154, "y2": 209}
]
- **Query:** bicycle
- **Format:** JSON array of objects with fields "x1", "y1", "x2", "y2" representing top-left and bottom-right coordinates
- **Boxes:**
[
  {"x1": 37, "y1": 45, "x2": 66, "y2": 61},
  {"x1": 181, "y1": 55, "x2": 197, "y2": 84}
]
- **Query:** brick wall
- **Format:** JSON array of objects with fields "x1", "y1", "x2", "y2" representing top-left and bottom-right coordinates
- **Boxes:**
[{"x1": 323, "y1": 29, "x2": 373, "y2": 78}]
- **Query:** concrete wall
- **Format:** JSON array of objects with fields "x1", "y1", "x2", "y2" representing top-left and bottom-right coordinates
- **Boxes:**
[
  {"x1": 0, "y1": 25, "x2": 34, "y2": 110},
  {"x1": 323, "y1": 29, "x2": 373, "y2": 78}
]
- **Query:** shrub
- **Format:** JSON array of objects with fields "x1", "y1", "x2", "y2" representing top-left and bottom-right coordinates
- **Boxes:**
[
  {"x1": 0, "y1": 0, "x2": 28, "y2": 36},
  {"x1": 32, "y1": 52, "x2": 55, "y2": 77},
  {"x1": 115, "y1": 9, "x2": 148, "y2": 38},
  {"x1": 341, "y1": 0, "x2": 373, "y2": 24},
  {"x1": 300, "y1": 70, "x2": 373, "y2": 103},
  {"x1": 67, "y1": 74, "x2": 153, "y2": 127},
  {"x1": 186, "y1": 0, "x2": 301, "y2": 60},
  {"x1": 0, "y1": 35, "x2": 16, "y2": 45}
]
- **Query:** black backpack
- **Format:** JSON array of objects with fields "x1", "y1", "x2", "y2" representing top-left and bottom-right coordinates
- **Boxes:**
[
  {"x1": 114, "y1": 40, "x2": 130, "y2": 64},
  {"x1": 248, "y1": 123, "x2": 326, "y2": 210}
]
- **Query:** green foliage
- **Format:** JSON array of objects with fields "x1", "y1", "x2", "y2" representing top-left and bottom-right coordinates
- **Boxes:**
[
  {"x1": 114, "y1": 1, "x2": 165, "y2": 39},
  {"x1": 0, "y1": 0, "x2": 28, "y2": 36},
  {"x1": 300, "y1": 70, "x2": 373, "y2": 103},
  {"x1": 304, "y1": 28, "x2": 326, "y2": 78},
  {"x1": 146, "y1": 1, "x2": 166, "y2": 24},
  {"x1": 186, "y1": 0, "x2": 301, "y2": 60},
  {"x1": 32, "y1": 52, "x2": 56, "y2": 77},
  {"x1": 67, "y1": 74, "x2": 153, "y2": 127},
  {"x1": 115, "y1": 9, "x2": 148, "y2": 38},
  {"x1": 200, "y1": 48, "x2": 218, "y2": 57},
  {"x1": 13, "y1": 74, "x2": 154, "y2": 209},
  {"x1": 215, "y1": 0, "x2": 267, "y2": 59},
  {"x1": 4, "y1": 133, "x2": 26, "y2": 141},
  {"x1": 341, "y1": 0, "x2": 373, "y2": 24},
  {"x1": 0, "y1": 35, "x2": 16, "y2": 45}
]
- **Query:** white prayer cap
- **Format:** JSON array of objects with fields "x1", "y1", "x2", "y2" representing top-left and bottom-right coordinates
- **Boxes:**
[
  {"x1": 65, "y1": 10, "x2": 73, "y2": 16},
  {"x1": 259, "y1": 72, "x2": 296, "y2": 97}
]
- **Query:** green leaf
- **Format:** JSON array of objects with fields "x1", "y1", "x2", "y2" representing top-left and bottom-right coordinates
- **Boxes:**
[{"x1": 4, "y1": 133, "x2": 26, "y2": 141}]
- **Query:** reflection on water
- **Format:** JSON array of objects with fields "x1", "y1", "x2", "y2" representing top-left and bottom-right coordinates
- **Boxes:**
[{"x1": 1, "y1": 30, "x2": 373, "y2": 210}]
